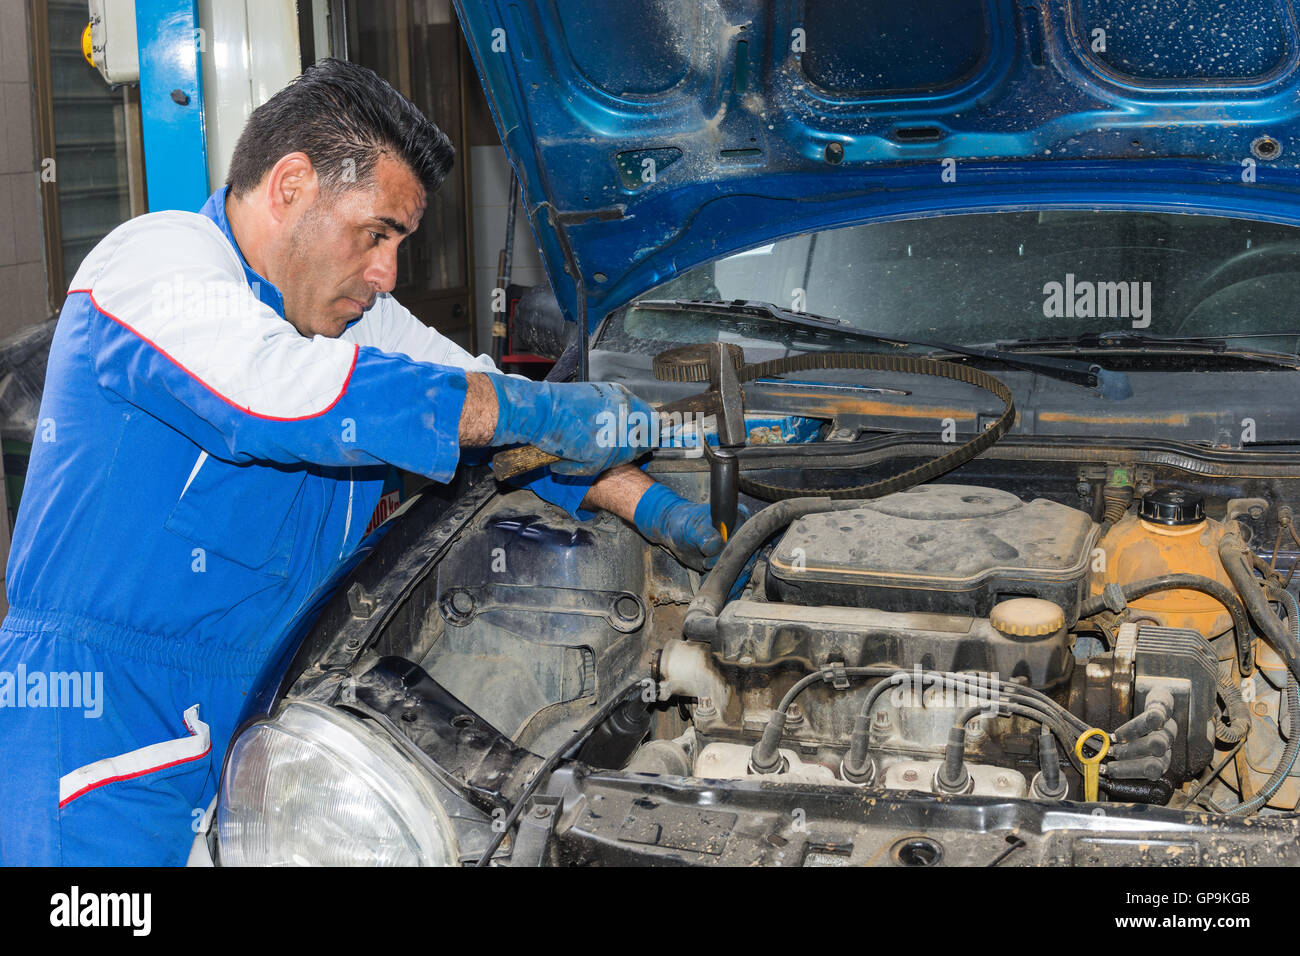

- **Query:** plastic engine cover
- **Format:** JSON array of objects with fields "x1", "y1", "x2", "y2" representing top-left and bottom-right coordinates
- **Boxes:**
[{"x1": 766, "y1": 484, "x2": 1099, "y2": 622}]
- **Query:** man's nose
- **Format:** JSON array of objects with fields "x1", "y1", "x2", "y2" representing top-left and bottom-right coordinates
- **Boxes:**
[{"x1": 364, "y1": 245, "x2": 399, "y2": 295}]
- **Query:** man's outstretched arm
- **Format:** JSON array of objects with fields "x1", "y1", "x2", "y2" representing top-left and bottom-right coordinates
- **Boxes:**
[
  {"x1": 458, "y1": 371, "x2": 499, "y2": 444},
  {"x1": 580, "y1": 464, "x2": 729, "y2": 570},
  {"x1": 82, "y1": 218, "x2": 650, "y2": 481},
  {"x1": 357, "y1": 296, "x2": 731, "y2": 563}
]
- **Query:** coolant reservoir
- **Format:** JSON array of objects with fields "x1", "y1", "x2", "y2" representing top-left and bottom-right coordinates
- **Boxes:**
[{"x1": 1090, "y1": 488, "x2": 1234, "y2": 638}]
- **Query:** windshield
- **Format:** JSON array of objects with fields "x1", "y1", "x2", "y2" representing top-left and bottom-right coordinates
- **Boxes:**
[{"x1": 602, "y1": 210, "x2": 1300, "y2": 354}]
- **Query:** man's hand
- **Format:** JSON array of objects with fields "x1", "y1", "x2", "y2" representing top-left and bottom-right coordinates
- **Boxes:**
[
  {"x1": 633, "y1": 483, "x2": 728, "y2": 571},
  {"x1": 581, "y1": 466, "x2": 745, "y2": 571},
  {"x1": 463, "y1": 373, "x2": 655, "y2": 476}
]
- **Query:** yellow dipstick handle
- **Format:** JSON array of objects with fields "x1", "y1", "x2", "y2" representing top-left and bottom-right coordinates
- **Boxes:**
[{"x1": 1074, "y1": 728, "x2": 1111, "y2": 802}]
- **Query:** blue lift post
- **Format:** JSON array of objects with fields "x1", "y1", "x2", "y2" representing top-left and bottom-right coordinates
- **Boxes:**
[{"x1": 134, "y1": 0, "x2": 209, "y2": 212}]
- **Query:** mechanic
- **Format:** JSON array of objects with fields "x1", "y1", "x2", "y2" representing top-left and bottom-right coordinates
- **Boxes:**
[{"x1": 0, "y1": 58, "x2": 724, "y2": 865}]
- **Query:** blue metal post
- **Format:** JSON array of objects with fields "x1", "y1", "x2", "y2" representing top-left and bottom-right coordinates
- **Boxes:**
[{"x1": 134, "y1": 0, "x2": 209, "y2": 212}]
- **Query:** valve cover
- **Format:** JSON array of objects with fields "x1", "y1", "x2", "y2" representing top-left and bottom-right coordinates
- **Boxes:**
[{"x1": 765, "y1": 484, "x2": 1099, "y2": 623}]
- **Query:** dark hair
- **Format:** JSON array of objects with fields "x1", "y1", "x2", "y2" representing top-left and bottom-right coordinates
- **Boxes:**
[{"x1": 226, "y1": 58, "x2": 454, "y2": 198}]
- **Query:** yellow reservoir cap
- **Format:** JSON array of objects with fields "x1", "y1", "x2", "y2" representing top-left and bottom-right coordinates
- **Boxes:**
[{"x1": 990, "y1": 597, "x2": 1065, "y2": 637}]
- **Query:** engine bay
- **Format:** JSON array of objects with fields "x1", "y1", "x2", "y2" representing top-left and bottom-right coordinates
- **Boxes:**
[{"x1": 414, "y1": 457, "x2": 1300, "y2": 817}]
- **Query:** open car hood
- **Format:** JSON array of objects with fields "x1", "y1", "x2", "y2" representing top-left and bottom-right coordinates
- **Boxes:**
[{"x1": 454, "y1": 0, "x2": 1300, "y2": 331}]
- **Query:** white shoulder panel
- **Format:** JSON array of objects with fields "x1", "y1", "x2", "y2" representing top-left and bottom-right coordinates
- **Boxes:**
[
  {"x1": 74, "y1": 212, "x2": 359, "y2": 420},
  {"x1": 344, "y1": 294, "x2": 508, "y2": 375}
]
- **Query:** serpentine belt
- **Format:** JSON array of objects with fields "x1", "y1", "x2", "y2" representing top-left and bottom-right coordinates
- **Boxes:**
[
  {"x1": 490, "y1": 350, "x2": 1015, "y2": 499},
  {"x1": 729, "y1": 351, "x2": 1015, "y2": 501}
]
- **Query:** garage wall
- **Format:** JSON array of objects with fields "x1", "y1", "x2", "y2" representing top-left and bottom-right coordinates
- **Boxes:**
[
  {"x1": 461, "y1": 52, "x2": 547, "y2": 357},
  {"x1": 0, "y1": 0, "x2": 49, "y2": 341},
  {"x1": 470, "y1": 145, "x2": 547, "y2": 354}
]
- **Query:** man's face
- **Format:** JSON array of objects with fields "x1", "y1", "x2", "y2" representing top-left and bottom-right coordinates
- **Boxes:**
[{"x1": 279, "y1": 156, "x2": 427, "y2": 338}]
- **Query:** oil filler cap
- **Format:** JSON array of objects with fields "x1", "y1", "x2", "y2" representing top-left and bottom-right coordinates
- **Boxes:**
[
  {"x1": 1139, "y1": 488, "x2": 1205, "y2": 526},
  {"x1": 990, "y1": 598, "x2": 1065, "y2": 639}
]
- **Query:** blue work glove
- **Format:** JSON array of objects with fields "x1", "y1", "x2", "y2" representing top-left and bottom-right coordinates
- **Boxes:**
[
  {"x1": 489, "y1": 377, "x2": 655, "y2": 476},
  {"x1": 514, "y1": 469, "x2": 598, "y2": 519},
  {"x1": 633, "y1": 482, "x2": 747, "y2": 572}
]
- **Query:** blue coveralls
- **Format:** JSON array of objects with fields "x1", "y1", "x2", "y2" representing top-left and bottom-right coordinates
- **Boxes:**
[{"x1": 0, "y1": 188, "x2": 591, "y2": 865}]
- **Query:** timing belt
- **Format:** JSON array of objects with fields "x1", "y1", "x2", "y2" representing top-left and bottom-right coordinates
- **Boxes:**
[{"x1": 733, "y1": 352, "x2": 1015, "y2": 501}]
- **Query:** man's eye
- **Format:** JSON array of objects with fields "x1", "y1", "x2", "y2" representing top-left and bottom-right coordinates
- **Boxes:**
[{"x1": 368, "y1": 231, "x2": 384, "y2": 245}]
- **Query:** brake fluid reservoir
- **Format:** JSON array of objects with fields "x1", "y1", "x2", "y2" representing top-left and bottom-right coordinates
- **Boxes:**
[{"x1": 1090, "y1": 488, "x2": 1234, "y2": 638}]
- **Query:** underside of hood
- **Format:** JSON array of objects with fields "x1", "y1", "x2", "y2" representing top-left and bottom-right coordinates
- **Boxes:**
[{"x1": 454, "y1": 0, "x2": 1300, "y2": 330}]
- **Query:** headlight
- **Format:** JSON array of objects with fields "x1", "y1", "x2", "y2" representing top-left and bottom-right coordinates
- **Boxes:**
[{"x1": 217, "y1": 701, "x2": 458, "y2": 866}]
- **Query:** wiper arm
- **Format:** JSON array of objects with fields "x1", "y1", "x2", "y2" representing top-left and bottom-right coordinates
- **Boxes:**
[
  {"x1": 634, "y1": 298, "x2": 1134, "y2": 399},
  {"x1": 636, "y1": 298, "x2": 853, "y2": 337},
  {"x1": 986, "y1": 329, "x2": 1300, "y2": 368},
  {"x1": 990, "y1": 330, "x2": 1229, "y2": 351}
]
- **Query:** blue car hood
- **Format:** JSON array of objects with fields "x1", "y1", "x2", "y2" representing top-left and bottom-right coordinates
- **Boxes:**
[{"x1": 455, "y1": 0, "x2": 1300, "y2": 331}]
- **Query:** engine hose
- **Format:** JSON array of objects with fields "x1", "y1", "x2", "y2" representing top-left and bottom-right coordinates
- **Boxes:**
[
  {"x1": 685, "y1": 358, "x2": 1012, "y2": 633},
  {"x1": 1079, "y1": 573, "x2": 1256, "y2": 675},
  {"x1": 1215, "y1": 678, "x2": 1251, "y2": 744},
  {"x1": 1224, "y1": 585, "x2": 1300, "y2": 813},
  {"x1": 684, "y1": 496, "x2": 836, "y2": 639},
  {"x1": 727, "y1": 351, "x2": 1014, "y2": 502},
  {"x1": 1253, "y1": 553, "x2": 1283, "y2": 583},
  {"x1": 1216, "y1": 536, "x2": 1300, "y2": 815},
  {"x1": 1219, "y1": 535, "x2": 1300, "y2": 686},
  {"x1": 1229, "y1": 675, "x2": 1298, "y2": 816},
  {"x1": 1277, "y1": 586, "x2": 1300, "y2": 745}
]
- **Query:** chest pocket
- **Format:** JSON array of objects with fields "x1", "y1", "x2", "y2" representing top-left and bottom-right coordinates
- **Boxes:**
[{"x1": 164, "y1": 451, "x2": 307, "y2": 577}]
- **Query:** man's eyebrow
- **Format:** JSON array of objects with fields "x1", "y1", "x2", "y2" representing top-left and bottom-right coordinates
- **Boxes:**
[{"x1": 371, "y1": 216, "x2": 410, "y2": 236}]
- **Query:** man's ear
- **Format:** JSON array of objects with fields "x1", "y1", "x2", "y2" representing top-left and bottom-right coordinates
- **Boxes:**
[{"x1": 263, "y1": 152, "x2": 319, "y2": 225}]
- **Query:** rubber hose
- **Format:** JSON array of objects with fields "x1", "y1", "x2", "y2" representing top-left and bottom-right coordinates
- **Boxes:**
[
  {"x1": 1216, "y1": 536, "x2": 1300, "y2": 814},
  {"x1": 1266, "y1": 584, "x2": 1300, "y2": 646},
  {"x1": 683, "y1": 496, "x2": 834, "y2": 640},
  {"x1": 1079, "y1": 572, "x2": 1255, "y2": 674},
  {"x1": 1219, "y1": 535, "x2": 1300, "y2": 686},
  {"x1": 1215, "y1": 678, "x2": 1251, "y2": 744},
  {"x1": 1229, "y1": 675, "x2": 1298, "y2": 815}
]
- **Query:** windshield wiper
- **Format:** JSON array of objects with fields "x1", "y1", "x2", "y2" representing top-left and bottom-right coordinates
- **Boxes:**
[
  {"x1": 986, "y1": 330, "x2": 1300, "y2": 368},
  {"x1": 633, "y1": 298, "x2": 1134, "y2": 399}
]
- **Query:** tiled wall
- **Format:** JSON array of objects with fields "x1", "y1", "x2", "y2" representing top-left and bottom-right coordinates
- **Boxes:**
[{"x1": 0, "y1": 1, "x2": 49, "y2": 341}]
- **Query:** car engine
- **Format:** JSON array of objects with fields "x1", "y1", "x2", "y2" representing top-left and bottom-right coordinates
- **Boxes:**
[
  {"x1": 670, "y1": 483, "x2": 1218, "y2": 800},
  {"x1": 422, "y1": 468, "x2": 1290, "y2": 812}
]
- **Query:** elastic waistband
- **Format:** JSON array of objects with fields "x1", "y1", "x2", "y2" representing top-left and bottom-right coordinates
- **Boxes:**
[{"x1": 0, "y1": 605, "x2": 267, "y2": 678}]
